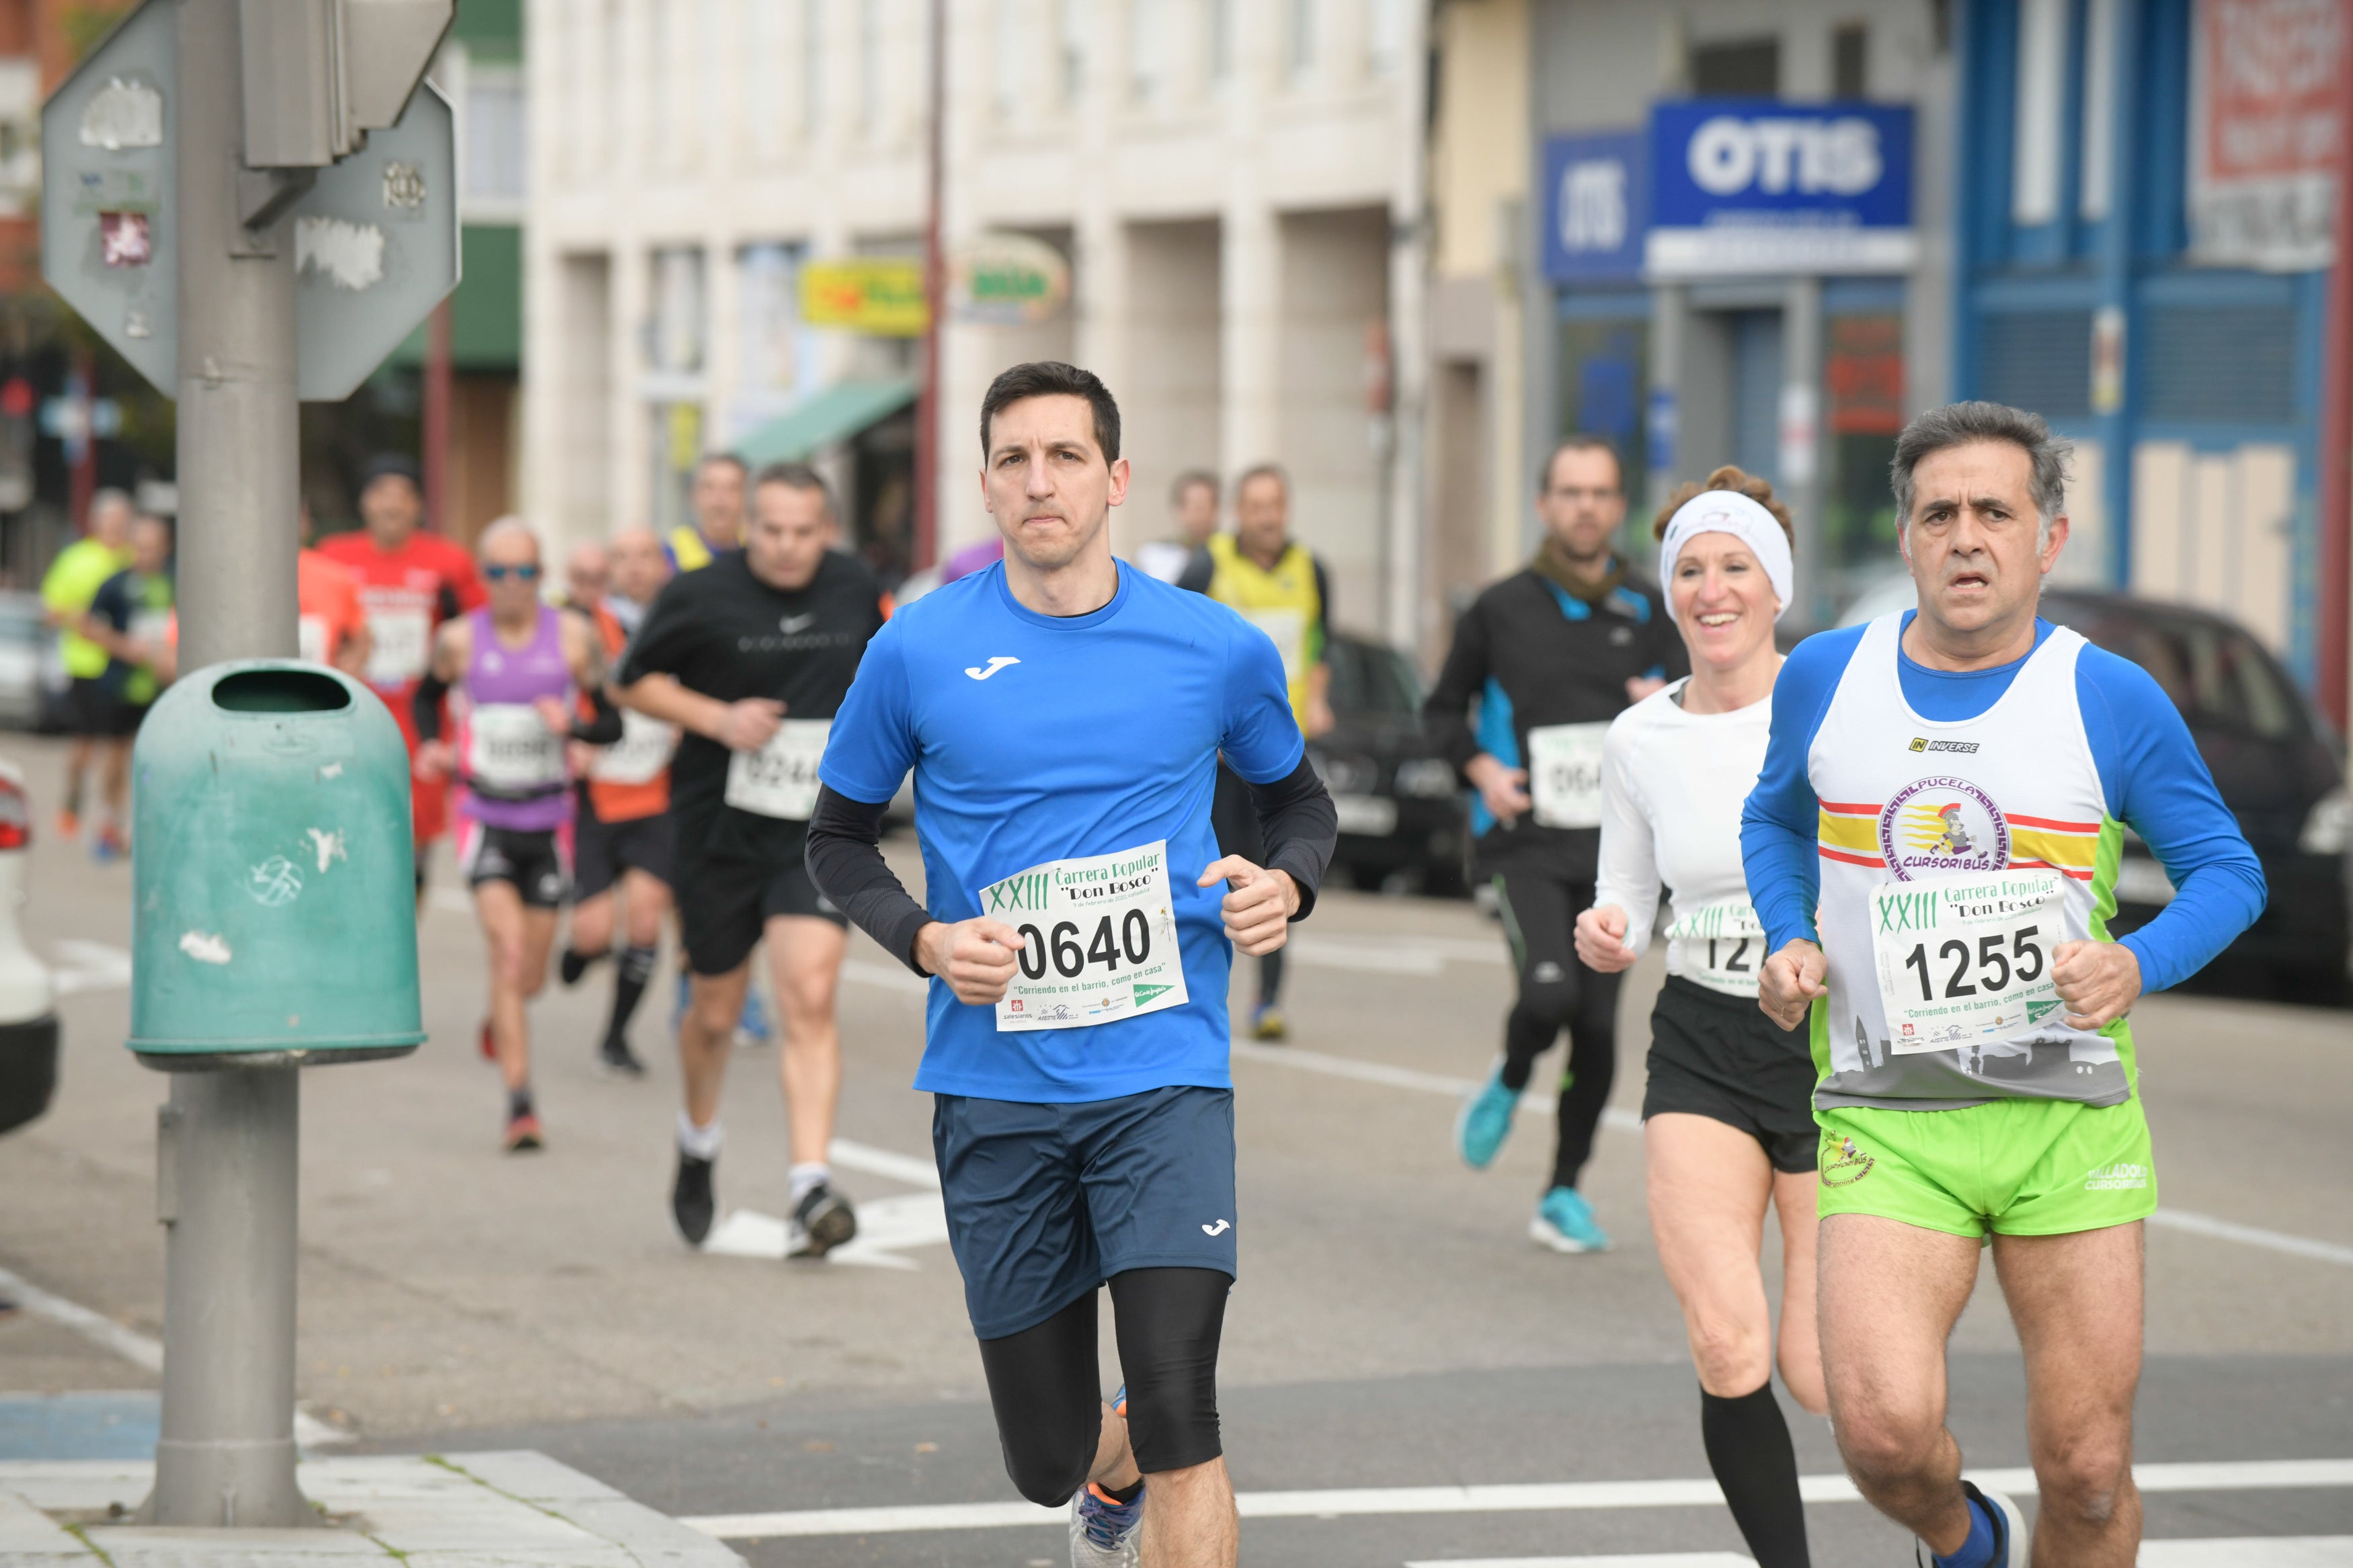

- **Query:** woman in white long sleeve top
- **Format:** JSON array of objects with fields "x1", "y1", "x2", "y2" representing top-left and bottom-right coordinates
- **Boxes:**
[{"x1": 1573, "y1": 470, "x2": 1822, "y2": 1568}]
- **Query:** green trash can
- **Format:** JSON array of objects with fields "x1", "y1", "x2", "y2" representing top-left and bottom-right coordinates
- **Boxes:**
[{"x1": 128, "y1": 661, "x2": 425, "y2": 1069}]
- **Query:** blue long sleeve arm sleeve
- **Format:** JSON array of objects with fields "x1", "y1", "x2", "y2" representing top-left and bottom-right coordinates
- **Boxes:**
[
  {"x1": 2075, "y1": 651, "x2": 2268, "y2": 993},
  {"x1": 1740, "y1": 628, "x2": 1860, "y2": 953}
]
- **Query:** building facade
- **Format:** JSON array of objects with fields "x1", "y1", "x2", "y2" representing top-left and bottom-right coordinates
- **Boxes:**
[{"x1": 522, "y1": 0, "x2": 1428, "y2": 638}]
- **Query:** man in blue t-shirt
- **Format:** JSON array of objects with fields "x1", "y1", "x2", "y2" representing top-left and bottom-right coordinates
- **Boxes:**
[{"x1": 807, "y1": 361, "x2": 1336, "y2": 1567}]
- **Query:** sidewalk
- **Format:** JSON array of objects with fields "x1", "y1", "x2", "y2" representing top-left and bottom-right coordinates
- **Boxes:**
[{"x1": 0, "y1": 1450, "x2": 744, "y2": 1568}]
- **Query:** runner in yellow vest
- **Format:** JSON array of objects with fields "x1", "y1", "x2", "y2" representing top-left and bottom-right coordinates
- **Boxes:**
[
  {"x1": 37, "y1": 489, "x2": 134, "y2": 842},
  {"x1": 1179, "y1": 464, "x2": 1332, "y2": 1039},
  {"x1": 666, "y1": 452, "x2": 749, "y2": 574}
]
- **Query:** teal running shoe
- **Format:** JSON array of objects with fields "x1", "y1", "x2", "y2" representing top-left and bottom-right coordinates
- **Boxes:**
[
  {"x1": 734, "y1": 984, "x2": 773, "y2": 1047},
  {"x1": 1530, "y1": 1186, "x2": 1610, "y2": 1253},
  {"x1": 1455, "y1": 1063, "x2": 1520, "y2": 1169}
]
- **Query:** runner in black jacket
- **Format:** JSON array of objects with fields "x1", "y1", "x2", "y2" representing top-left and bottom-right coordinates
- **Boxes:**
[{"x1": 1423, "y1": 436, "x2": 1686, "y2": 1253}]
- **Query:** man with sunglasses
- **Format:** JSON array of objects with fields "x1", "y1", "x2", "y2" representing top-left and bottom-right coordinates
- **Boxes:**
[
  {"x1": 318, "y1": 453, "x2": 486, "y2": 905},
  {"x1": 616, "y1": 464, "x2": 888, "y2": 1258},
  {"x1": 414, "y1": 520, "x2": 619, "y2": 1151}
]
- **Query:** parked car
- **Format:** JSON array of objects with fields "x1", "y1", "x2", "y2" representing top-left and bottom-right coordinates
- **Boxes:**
[
  {"x1": 0, "y1": 759, "x2": 58, "y2": 1135},
  {"x1": 1839, "y1": 577, "x2": 2349, "y2": 989},
  {"x1": 0, "y1": 591, "x2": 54, "y2": 731},
  {"x1": 1306, "y1": 631, "x2": 1468, "y2": 896}
]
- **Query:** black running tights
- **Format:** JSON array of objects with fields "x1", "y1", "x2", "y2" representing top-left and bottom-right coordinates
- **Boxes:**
[
  {"x1": 974, "y1": 1268, "x2": 1231, "y2": 1508},
  {"x1": 1490, "y1": 866, "x2": 1622, "y2": 1192}
]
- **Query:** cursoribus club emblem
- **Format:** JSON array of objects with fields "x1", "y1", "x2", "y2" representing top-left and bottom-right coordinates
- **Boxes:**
[{"x1": 1877, "y1": 775, "x2": 2008, "y2": 881}]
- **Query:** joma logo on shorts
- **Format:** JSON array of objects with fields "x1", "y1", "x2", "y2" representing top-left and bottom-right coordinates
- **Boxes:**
[{"x1": 2083, "y1": 1162, "x2": 2148, "y2": 1191}]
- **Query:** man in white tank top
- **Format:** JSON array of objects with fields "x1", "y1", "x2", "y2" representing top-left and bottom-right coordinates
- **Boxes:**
[{"x1": 1741, "y1": 403, "x2": 2264, "y2": 1568}]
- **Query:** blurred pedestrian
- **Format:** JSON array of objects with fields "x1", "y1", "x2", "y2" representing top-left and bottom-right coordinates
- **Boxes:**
[
  {"x1": 77, "y1": 512, "x2": 176, "y2": 860},
  {"x1": 666, "y1": 452, "x2": 748, "y2": 572},
  {"x1": 1432, "y1": 436, "x2": 1686, "y2": 1253},
  {"x1": 1575, "y1": 468, "x2": 1820, "y2": 1567},
  {"x1": 1178, "y1": 463, "x2": 1333, "y2": 1041},
  {"x1": 1138, "y1": 469, "x2": 1219, "y2": 583},
  {"x1": 297, "y1": 503, "x2": 371, "y2": 677},
  {"x1": 39, "y1": 488, "x2": 133, "y2": 844}
]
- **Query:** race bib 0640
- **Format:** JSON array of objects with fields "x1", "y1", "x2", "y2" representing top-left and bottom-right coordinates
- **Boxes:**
[
  {"x1": 1667, "y1": 899, "x2": 1766, "y2": 997},
  {"x1": 982, "y1": 841, "x2": 1189, "y2": 1033},
  {"x1": 1526, "y1": 722, "x2": 1609, "y2": 829},
  {"x1": 724, "y1": 718, "x2": 830, "y2": 819},
  {"x1": 1870, "y1": 870, "x2": 2066, "y2": 1054}
]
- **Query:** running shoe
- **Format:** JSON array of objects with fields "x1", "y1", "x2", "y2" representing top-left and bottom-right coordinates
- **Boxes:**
[
  {"x1": 91, "y1": 824, "x2": 126, "y2": 864},
  {"x1": 478, "y1": 1019, "x2": 496, "y2": 1061},
  {"x1": 786, "y1": 1180, "x2": 857, "y2": 1259},
  {"x1": 1249, "y1": 1003, "x2": 1287, "y2": 1042},
  {"x1": 1455, "y1": 1062, "x2": 1519, "y2": 1169},
  {"x1": 1068, "y1": 1480, "x2": 1144, "y2": 1567},
  {"x1": 1915, "y1": 1479, "x2": 2029, "y2": 1567},
  {"x1": 55, "y1": 809, "x2": 78, "y2": 841},
  {"x1": 598, "y1": 1034, "x2": 646, "y2": 1078},
  {"x1": 672, "y1": 1151, "x2": 716, "y2": 1246},
  {"x1": 671, "y1": 972, "x2": 690, "y2": 1034},
  {"x1": 559, "y1": 948, "x2": 602, "y2": 987},
  {"x1": 1529, "y1": 1186, "x2": 1610, "y2": 1253},
  {"x1": 734, "y1": 985, "x2": 773, "y2": 1048},
  {"x1": 502, "y1": 1110, "x2": 544, "y2": 1154}
]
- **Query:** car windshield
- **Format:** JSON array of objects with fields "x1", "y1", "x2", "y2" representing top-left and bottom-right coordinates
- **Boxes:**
[
  {"x1": 2044, "y1": 602, "x2": 2303, "y2": 743},
  {"x1": 1327, "y1": 638, "x2": 1421, "y2": 717}
]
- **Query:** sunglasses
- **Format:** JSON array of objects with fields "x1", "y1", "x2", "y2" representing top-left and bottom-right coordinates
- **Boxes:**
[{"x1": 484, "y1": 563, "x2": 542, "y2": 582}]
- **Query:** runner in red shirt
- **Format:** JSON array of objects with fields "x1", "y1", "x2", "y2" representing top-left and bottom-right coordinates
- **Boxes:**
[{"x1": 317, "y1": 454, "x2": 485, "y2": 902}]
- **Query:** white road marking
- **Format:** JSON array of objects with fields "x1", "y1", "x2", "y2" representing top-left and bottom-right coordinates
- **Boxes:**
[
  {"x1": 50, "y1": 940, "x2": 131, "y2": 997},
  {"x1": 2139, "y1": 1540, "x2": 2353, "y2": 1566},
  {"x1": 701, "y1": 1192, "x2": 949, "y2": 1271},
  {"x1": 1232, "y1": 1041, "x2": 2350, "y2": 1262},
  {"x1": 678, "y1": 1458, "x2": 2353, "y2": 1539},
  {"x1": 840, "y1": 959, "x2": 927, "y2": 996},
  {"x1": 0, "y1": 1267, "x2": 348, "y2": 1448},
  {"x1": 828, "y1": 1138, "x2": 940, "y2": 1190},
  {"x1": 1405, "y1": 1557, "x2": 1755, "y2": 1567}
]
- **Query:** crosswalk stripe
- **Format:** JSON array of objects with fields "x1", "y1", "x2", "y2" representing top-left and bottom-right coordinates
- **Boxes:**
[{"x1": 677, "y1": 1458, "x2": 2353, "y2": 1538}]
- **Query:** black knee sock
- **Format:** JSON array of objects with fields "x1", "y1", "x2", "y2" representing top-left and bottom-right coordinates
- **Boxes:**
[
  {"x1": 1258, "y1": 947, "x2": 1285, "y2": 1008},
  {"x1": 1700, "y1": 1381, "x2": 1810, "y2": 1568},
  {"x1": 606, "y1": 945, "x2": 656, "y2": 1043},
  {"x1": 507, "y1": 1085, "x2": 534, "y2": 1120},
  {"x1": 560, "y1": 946, "x2": 605, "y2": 986}
]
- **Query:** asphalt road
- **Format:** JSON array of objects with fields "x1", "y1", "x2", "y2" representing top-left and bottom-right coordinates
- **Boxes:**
[{"x1": 1, "y1": 731, "x2": 2348, "y2": 1565}]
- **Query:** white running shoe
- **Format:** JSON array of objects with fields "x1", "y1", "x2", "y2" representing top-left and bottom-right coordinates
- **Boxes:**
[{"x1": 1068, "y1": 1481, "x2": 1144, "y2": 1567}]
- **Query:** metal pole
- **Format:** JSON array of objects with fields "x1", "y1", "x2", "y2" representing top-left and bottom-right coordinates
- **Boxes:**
[
  {"x1": 914, "y1": 0, "x2": 944, "y2": 571},
  {"x1": 424, "y1": 298, "x2": 453, "y2": 536},
  {"x1": 144, "y1": 0, "x2": 309, "y2": 1529},
  {"x1": 2317, "y1": 0, "x2": 2353, "y2": 733}
]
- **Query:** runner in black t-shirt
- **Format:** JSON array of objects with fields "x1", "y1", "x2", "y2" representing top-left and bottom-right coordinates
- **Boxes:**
[{"x1": 615, "y1": 463, "x2": 889, "y2": 1258}]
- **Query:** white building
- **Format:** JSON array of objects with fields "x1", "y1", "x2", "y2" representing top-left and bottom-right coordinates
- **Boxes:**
[{"x1": 523, "y1": 0, "x2": 1428, "y2": 641}]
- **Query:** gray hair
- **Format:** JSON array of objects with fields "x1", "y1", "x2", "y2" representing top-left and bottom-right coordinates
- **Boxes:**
[
  {"x1": 1890, "y1": 401, "x2": 2073, "y2": 544},
  {"x1": 477, "y1": 515, "x2": 542, "y2": 561}
]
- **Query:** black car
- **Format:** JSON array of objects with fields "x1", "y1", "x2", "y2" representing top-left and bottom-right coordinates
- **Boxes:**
[
  {"x1": 1306, "y1": 632, "x2": 1469, "y2": 896},
  {"x1": 2038, "y1": 590, "x2": 2349, "y2": 991}
]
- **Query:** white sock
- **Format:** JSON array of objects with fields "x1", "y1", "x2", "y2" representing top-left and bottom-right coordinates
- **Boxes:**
[
  {"x1": 677, "y1": 1110, "x2": 723, "y2": 1161},
  {"x1": 789, "y1": 1161, "x2": 830, "y2": 1203}
]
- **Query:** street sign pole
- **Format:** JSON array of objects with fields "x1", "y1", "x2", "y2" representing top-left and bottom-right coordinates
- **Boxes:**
[{"x1": 144, "y1": 0, "x2": 309, "y2": 1528}]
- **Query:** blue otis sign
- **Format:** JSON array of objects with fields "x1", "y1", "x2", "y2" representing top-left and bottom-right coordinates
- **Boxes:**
[
  {"x1": 1645, "y1": 99, "x2": 1915, "y2": 277},
  {"x1": 1542, "y1": 129, "x2": 1646, "y2": 283}
]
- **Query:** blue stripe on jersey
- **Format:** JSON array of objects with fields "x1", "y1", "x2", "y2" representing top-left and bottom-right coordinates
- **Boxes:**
[
  {"x1": 1472, "y1": 677, "x2": 1518, "y2": 837},
  {"x1": 1740, "y1": 613, "x2": 2266, "y2": 994}
]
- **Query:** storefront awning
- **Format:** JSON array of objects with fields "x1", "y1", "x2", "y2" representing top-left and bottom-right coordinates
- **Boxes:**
[{"x1": 737, "y1": 378, "x2": 918, "y2": 466}]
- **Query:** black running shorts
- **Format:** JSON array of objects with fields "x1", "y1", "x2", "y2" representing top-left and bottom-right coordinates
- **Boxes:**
[
  {"x1": 674, "y1": 818, "x2": 844, "y2": 977},
  {"x1": 1642, "y1": 974, "x2": 1819, "y2": 1173},
  {"x1": 457, "y1": 820, "x2": 571, "y2": 909},
  {"x1": 574, "y1": 808, "x2": 676, "y2": 901}
]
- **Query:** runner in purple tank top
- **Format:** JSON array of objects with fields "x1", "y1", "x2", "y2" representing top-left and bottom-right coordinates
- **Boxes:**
[{"x1": 414, "y1": 519, "x2": 620, "y2": 1152}]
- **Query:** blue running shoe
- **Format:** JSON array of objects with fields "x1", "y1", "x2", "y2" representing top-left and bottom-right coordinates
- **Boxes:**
[
  {"x1": 1070, "y1": 1479, "x2": 1143, "y2": 1567},
  {"x1": 734, "y1": 984, "x2": 772, "y2": 1048},
  {"x1": 1530, "y1": 1186, "x2": 1611, "y2": 1253},
  {"x1": 1455, "y1": 1063, "x2": 1519, "y2": 1169},
  {"x1": 671, "y1": 972, "x2": 690, "y2": 1035},
  {"x1": 1915, "y1": 1480, "x2": 2029, "y2": 1567}
]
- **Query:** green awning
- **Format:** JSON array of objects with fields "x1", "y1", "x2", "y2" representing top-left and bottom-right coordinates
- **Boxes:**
[{"x1": 738, "y1": 378, "x2": 918, "y2": 465}]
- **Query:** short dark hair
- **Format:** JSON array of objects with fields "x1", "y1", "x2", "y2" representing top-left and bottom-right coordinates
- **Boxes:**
[
  {"x1": 1170, "y1": 468, "x2": 1219, "y2": 505},
  {"x1": 752, "y1": 460, "x2": 832, "y2": 511},
  {"x1": 1234, "y1": 462, "x2": 1288, "y2": 499},
  {"x1": 697, "y1": 451, "x2": 750, "y2": 479},
  {"x1": 1890, "y1": 401, "x2": 2071, "y2": 542},
  {"x1": 979, "y1": 361, "x2": 1121, "y2": 463},
  {"x1": 1538, "y1": 435, "x2": 1624, "y2": 495}
]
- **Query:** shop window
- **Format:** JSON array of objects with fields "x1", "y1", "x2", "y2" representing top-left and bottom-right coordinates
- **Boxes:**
[
  {"x1": 1977, "y1": 309, "x2": 2092, "y2": 420},
  {"x1": 2142, "y1": 302, "x2": 2298, "y2": 425},
  {"x1": 1825, "y1": 313, "x2": 1905, "y2": 579},
  {"x1": 1689, "y1": 37, "x2": 1778, "y2": 96},
  {"x1": 1557, "y1": 317, "x2": 1649, "y2": 487},
  {"x1": 1832, "y1": 23, "x2": 1868, "y2": 98}
]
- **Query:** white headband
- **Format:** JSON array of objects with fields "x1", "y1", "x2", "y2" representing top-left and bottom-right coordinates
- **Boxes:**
[{"x1": 1657, "y1": 490, "x2": 1794, "y2": 624}]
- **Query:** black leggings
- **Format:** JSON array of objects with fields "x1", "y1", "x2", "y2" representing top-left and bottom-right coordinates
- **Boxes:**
[
  {"x1": 975, "y1": 1267, "x2": 1230, "y2": 1507},
  {"x1": 1490, "y1": 865, "x2": 1621, "y2": 1192}
]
